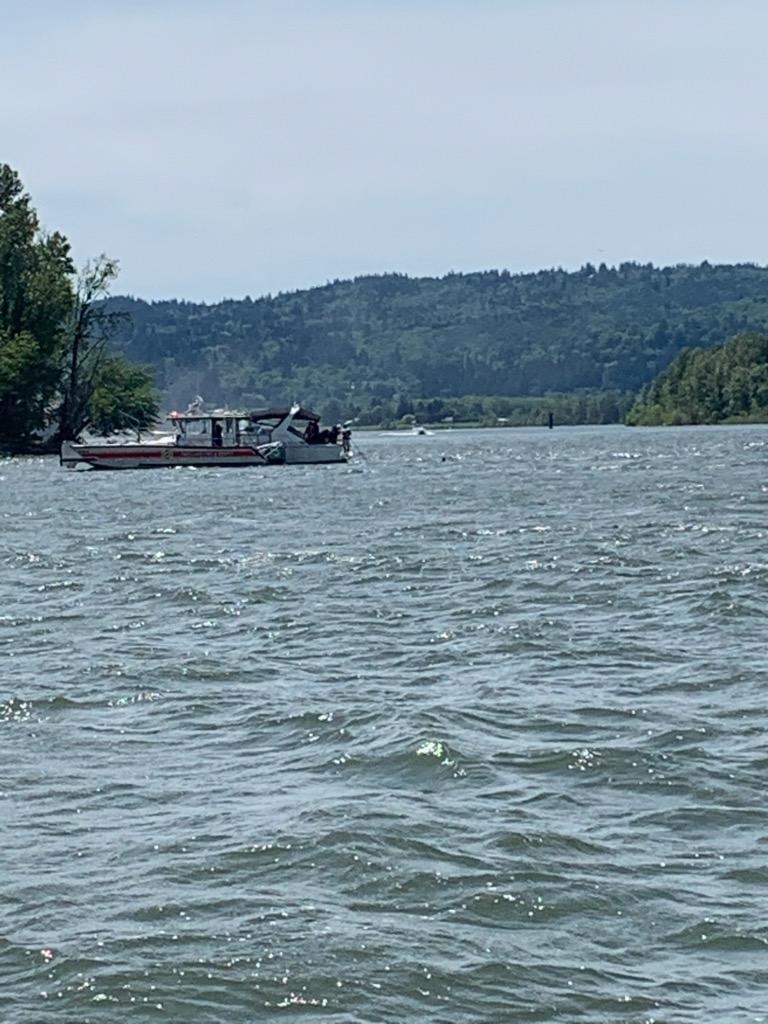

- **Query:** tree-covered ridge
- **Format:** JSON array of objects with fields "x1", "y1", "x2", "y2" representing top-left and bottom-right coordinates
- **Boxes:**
[
  {"x1": 626, "y1": 332, "x2": 768, "y2": 425},
  {"x1": 106, "y1": 261, "x2": 768, "y2": 423}
]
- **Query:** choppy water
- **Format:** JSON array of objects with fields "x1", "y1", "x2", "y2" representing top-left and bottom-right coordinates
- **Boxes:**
[{"x1": 2, "y1": 426, "x2": 768, "y2": 1023}]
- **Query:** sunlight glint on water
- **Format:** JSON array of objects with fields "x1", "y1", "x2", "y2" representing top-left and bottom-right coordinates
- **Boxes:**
[{"x1": 2, "y1": 425, "x2": 767, "y2": 1023}]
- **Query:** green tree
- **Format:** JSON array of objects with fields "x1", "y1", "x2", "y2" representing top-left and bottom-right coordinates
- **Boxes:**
[
  {"x1": 87, "y1": 356, "x2": 158, "y2": 435},
  {"x1": 0, "y1": 165, "x2": 74, "y2": 442},
  {"x1": 59, "y1": 256, "x2": 116, "y2": 438},
  {"x1": 0, "y1": 164, "x2": 159, "y2": 447}
]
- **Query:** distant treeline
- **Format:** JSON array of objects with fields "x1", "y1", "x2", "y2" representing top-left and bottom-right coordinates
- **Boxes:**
[
  {"x1": 106, "y1": 261, "x2": 768, "y2": 425},
  {"x1": 627, "y1": 331, "x2": 768, "y2": 425},
  {"x1": 358, "y1": 390, "x2": 634, "y2": 428}
]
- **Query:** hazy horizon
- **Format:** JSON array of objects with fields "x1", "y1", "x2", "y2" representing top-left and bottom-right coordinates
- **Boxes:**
[{"x1": 4, "y1": 0, "x2": 768, "y2": 302}]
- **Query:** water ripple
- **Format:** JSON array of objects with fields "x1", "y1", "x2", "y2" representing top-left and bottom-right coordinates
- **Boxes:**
[{"x1": 2, "y1": 426, "x2": 768, "y2": 1023}]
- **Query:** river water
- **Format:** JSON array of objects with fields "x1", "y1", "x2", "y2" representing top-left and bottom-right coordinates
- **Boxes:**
[{"x1": 1, "y1": 426, "x2": 767, "y2": 1023}]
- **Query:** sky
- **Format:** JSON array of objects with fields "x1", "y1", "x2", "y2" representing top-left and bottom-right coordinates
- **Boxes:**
[{"x1": 3, "y1": 0, "x2": 768, "y2": 302}]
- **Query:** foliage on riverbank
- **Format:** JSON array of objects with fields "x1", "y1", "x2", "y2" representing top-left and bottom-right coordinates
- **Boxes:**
[
  {"x1": 0, "y1": 164, "x2": 158, "y2": 449},
  {"x1": 361, "y1": 389, "x2": 634, "y2": 429},
  {"x1": 626, "y1": 332, "x2": 768, "y2": 425}
]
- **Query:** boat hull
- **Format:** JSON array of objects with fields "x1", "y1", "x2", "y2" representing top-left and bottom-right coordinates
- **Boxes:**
[
  {"x1": 283, "y1": 444, "x2": 350, "y2": 464},
  {"x1": 60, "y1": 441, "x2": 284, "y2": 470}
]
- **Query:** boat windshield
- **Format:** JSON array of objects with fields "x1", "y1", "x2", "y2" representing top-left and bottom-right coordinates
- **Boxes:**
[
  {"x1": 249, "y1": 410, "x2": 319, "y2": 441},
  {"x1": 172, "y1": 416, "x2": 243, "y2": 447}
]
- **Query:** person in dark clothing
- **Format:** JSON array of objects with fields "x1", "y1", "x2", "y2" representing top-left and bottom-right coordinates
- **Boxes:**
[{"x1": 212, "y1": 420, "x2": 223, "y2": 447}]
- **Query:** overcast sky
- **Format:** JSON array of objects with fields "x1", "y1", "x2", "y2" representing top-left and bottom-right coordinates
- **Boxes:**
[{"x1": 3, "y1": 0, "x2": 768, "y2": 301}]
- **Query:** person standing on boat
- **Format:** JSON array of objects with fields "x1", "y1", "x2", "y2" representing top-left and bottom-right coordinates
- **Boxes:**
[{"x1": 212, "y1": 420, "x2": 223, "y2": 447}]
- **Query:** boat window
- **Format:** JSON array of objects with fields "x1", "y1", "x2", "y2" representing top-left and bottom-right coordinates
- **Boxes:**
[
  {"x1": 245, "y1": 417, "x2": 278, "y2": 445},
  {"x1": 182, "y1": 420, "x2": 209, "y2": 446},
  {"x1": 222, "y1": 418, "x2": 237, "y2": 446}
]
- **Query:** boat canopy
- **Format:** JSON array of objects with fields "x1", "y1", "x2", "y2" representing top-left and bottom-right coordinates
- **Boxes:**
[
  {"x1": 166, "y1": 406, "x2": 320, "y2": 424},
  {"x1": 247, "y1": 405, "x2": 320, "y2": 422}
]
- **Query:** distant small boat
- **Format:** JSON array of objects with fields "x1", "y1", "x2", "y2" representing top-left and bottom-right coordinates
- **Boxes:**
[{"x1": 379, "y1": 426, "x2": 434, "y2": 437}]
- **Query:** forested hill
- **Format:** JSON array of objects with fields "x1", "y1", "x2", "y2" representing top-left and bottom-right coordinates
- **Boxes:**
[
  {"x1": 106, "y1": 262, "x2": 768, "y2": 423},
  {"x1": 627, "y1": 331, "x2": 768, "y2": 425}
]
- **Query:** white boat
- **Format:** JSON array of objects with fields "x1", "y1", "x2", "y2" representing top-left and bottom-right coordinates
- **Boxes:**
[
  {"x1": 245, "y1": 405, "x2": 352, "y2": 464},
  {"x1": 60, "y1": 404, "x2": 352, "y2": 470},
  {"x1": 60, "y1": 413, "x2": 283, "y2": 470},
  {"x1": 379, "y1": 426, "x2": 434, "y2": 437}
]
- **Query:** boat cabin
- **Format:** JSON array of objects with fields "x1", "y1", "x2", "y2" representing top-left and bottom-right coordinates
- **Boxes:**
[
  {"x1": 168, "y1": 411, "x2": 250, "y2": 448},
  {"x1": 166, "y1": 404, "x2": 350, "y2": 455}
]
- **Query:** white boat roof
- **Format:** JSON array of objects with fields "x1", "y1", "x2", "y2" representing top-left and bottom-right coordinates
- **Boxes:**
[
  {"x1": 167, "y1": 410, "x2": 247, "y2": 422},
  {"x1": 166, "y1": 404, "x2": 321, "y2": 424},
  {"x1": 248, "y1": 405, "x2": 320, "y2": 422}
]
